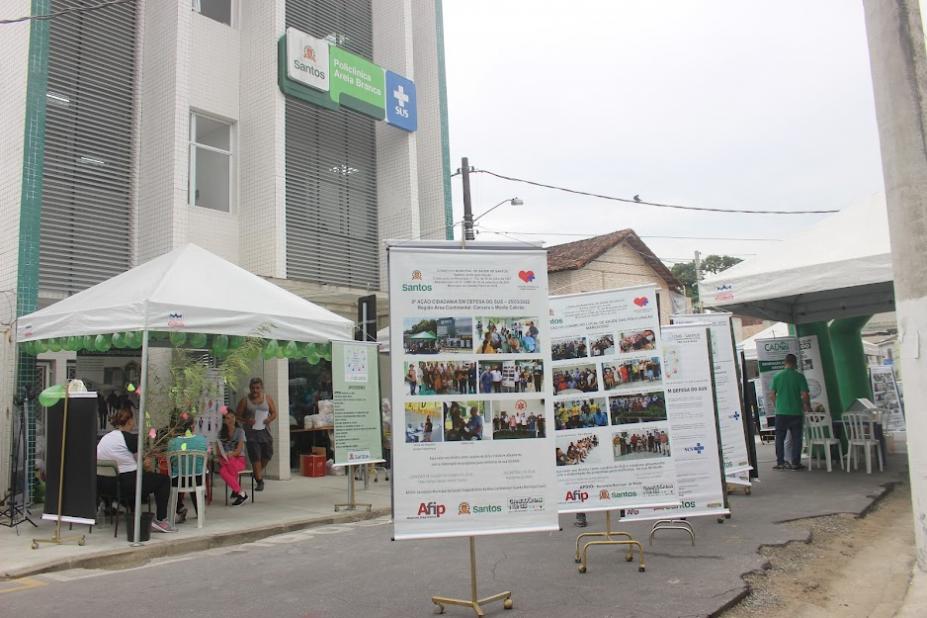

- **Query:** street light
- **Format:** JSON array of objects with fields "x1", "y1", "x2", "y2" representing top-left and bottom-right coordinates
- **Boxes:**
[{"x1": 464, "y1": 197, "x2": 523, "y2": 239}]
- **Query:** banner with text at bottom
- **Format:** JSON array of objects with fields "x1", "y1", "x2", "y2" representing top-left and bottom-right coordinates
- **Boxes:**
[
  {"x1": 387, "y1": 241, "x2": 559, "y2": 540},
  {"x1": 549, "y1": 286, "x2": 680, "y2": 513},
  {"x1": 756, "y1": 337, "x2": 800, "y2": 431},
  {"x1": 332, "y1": 340, "x2": 384, "y2": 466},
  {"x1": 622, "y1": 323, "x2": 729, "y2": 522}
]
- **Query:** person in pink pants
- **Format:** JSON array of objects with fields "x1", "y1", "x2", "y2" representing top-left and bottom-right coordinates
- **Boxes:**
[{"x1": 218, "y1": 413, "x2": 248, "y2": 505}]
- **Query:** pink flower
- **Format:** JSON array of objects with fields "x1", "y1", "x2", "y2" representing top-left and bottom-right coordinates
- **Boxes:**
[
  {"x1": 219, "y1": 405, "x2": 229, "y2": 416},
  {"x1": 180, "y1": 412, "x2": 189, "y2": 420},
  {"x1": 148, "y1": 428, "x2": 157, "y2": 439}
]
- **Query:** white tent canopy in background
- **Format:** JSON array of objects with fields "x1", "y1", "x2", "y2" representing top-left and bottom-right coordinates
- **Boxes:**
[
  {"x1": 699, "y1": 193, "x2": 895, "y2": 324},
  {"x1": 17, "y1": 244, "x2": 353, "y2": 343},
  {"x1": 737, "y1": 322, "x2": 792, "y2": 361}
]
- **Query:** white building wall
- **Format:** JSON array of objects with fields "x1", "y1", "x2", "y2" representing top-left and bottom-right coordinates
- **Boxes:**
[{"x1": 0, "y1": 0, "x2": 32, "y2": 498}]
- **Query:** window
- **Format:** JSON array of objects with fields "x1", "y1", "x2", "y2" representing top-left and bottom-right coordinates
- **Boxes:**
[
  {"x1": 192, "y1": 0, "x2": 233, "y2": 26},
  {"x1": 189, "y1": 113, "x2": 234, "y2": 212}
]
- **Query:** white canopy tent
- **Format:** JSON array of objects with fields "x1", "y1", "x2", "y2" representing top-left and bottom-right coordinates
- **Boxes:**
[
  {"x1": 17, "y1": 244, "x2": 353, "y2": 343},
  {"x1": 699, "y1": 193, "x2": 895, "y2": 324},
  {"x1": 738, "y1": 323, "x2": 882, "y2": 362},
  {"x1": 16, "y1": 244, "x2": 353, "y2": 543}
]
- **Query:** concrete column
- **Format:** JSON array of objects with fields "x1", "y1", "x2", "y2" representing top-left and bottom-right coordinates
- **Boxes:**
[
  {"x1": 863, "y1": 0, "x2": 927, "y2": 571},
  {"x1": 828, "y1": 316, "x2": 873, "y2": 412},
  {"x1": 263, "y1": 357, "x2": 291, "y2": 480}
]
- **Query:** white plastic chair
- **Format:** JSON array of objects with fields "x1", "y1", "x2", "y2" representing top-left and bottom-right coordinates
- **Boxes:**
[
  {"x1": 805, "y1": 413, "x2": 844, "y2": 472},
  {"x1": 166, "y1": 450, "x2": 208, "y2": 528},
  {"x1": 842, "y1": 412, "x2": 883, "y2": 474}
]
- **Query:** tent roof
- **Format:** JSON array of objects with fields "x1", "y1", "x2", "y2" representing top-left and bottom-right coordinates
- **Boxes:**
[
  {"x1": 699, "y1": 193, "x2": 895, "y2": 324},
  {"x1": 737, "y1": 322, "x2": 791, "y2": 360},
  {"x1": 18, "y1": 244, "x2": 353, "y2": 343}
]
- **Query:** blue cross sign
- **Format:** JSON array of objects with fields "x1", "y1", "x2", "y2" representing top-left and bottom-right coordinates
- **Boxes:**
[
  {"x1": 385, "y1": 70, "x2": 417, "y2": 132},
  {"x1": 731, "y1": 411, "x2": 741, "y2": 421},
  {"x1": 691, "y1": 442, "x2": 705, "y2": 454}
]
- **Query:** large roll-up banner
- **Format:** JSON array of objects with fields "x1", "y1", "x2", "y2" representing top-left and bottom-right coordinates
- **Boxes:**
[
  {"x1": 332, "y1": 340, "x2": 384, "y2": 466},
  {"x1": 549, "y1": 286, "x2": 680, "y2": 513},
  {"x1": 623, "y1": 324, "x2": 729, "y2": 522},
  {"x1": 387, "y1": 242, "x2": 559, "y2": 540},
  {"x1": 756, "y1": 337, "x2": 800, "y2": 430},
  {"x1": 798, "y1": 335, "x2": 831, "y2": 418},
  {"x1": 672, "y1": 313, "x2": 751, "y2": 477}
]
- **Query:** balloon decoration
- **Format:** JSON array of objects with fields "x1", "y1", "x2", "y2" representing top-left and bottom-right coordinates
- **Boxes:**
[
  {"x1": 319, "y1": 343, "x2": 332, "y2": 362},
  {"x1": 21, "y1": 341, "x2": 35, "y2": 356},
  {"x1": 34, "y1": 339, "x2": 48, "y2": 354},
  {"x1": 125, "y1": 331, "x2": 142, "y2": 348},
  {"x1": 47, "y1": 338, "x2": 62, "y2": 352},
  {"x1": 38, "y1": 384, "x2": 66, "y2": 408},
  {"x1": 211, "y1": 334, "x2": 229, "y2": 357},
  {"x1": 263, "y1": 339, "x2": 279, "y2": 360},
  {"x1": 229, "y1": 335, "x2": 244, "y2": 349},
  {"x1": 169, "y1": 331, "x2": 187, "y2": 346},
  {"x1": 95, "y1": 334, "x2": 112, "y2": 352},
  {"x1": 189, "y1": 332, "x2": 207, "y2": 349},
  {"x1": 112, "y1": 332, "x2": 127, "y2": 348},
  {"x1": 82, "y1": 335, "x2": 93, "y2": 350},
  {"x1": 283, "y1": 341, "x2": 300, "y2": 358}
]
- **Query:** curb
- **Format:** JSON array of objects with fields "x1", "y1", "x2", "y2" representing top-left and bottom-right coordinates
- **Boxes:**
[{"x1": 3, "y1": 507, "x2": 391, "y2": 580}]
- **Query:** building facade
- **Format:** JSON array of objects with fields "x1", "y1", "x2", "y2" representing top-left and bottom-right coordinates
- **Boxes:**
[{"x1": 0, "y1": 0, "x2": 451, "y2": 493}]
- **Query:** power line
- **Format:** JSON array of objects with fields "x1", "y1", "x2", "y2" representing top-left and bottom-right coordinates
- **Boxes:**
[
  {"x1": 475, "y1": 229, "x2": 782, "y2": 242},
  {"x1": 0, "y1": 0, "x2": 135, "y2": 25},
  {"x1": 469, "y1": 168, "x2": 840, "y2": 215}
]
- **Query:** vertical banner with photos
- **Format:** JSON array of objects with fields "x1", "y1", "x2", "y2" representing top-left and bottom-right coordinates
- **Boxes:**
[
  {"x1": 387, "y1": 242, "x2": 559, "y2": 540},
  {"x1": 756, "y1": 337, "x2": 800, "y2": 430},
  {"x1": 623, "y1": 324, "x2": 729, "y2": 522},
  {"x1": 549, "y1": 286, "x2": 680, "y2": 513},
  {"x1": 870, "y1": 366, "x2": 906, "y2": 432},
  {"x1": 798, "y1": 336, "x2": 831, "y2": 418},
  {"x1": 332, "y1": 340, "x2": 384, "y2": 466},
  {"x1": 672, "y1": 313, "x2": 751, "y2": 476}
]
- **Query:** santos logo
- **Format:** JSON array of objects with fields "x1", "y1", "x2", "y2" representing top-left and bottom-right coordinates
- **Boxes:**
[
  {"x1": 417, "y1": 502, "x2": 446, "y2": 517},
  {"x1": 565, "y1": 490, "x2": 589, "y2": 502},
  {"x1": 403, "y1": 270, "x2": 432, "y2": 291}
]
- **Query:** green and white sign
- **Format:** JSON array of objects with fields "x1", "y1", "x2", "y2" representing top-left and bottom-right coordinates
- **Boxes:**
[
  {"x1": 329, "y1": 46, "x2": 385, "y2": 119},
  {"x1": 332, "y1": 340, "x2": 384, "y2": 466}
]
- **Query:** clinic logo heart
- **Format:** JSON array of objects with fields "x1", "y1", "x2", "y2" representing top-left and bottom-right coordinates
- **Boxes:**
[
  {"x1": 518, "y1": 270, "x2": 535, "y2": 283},
  {"x1": 633, "y1": 296, "x2": 649, "y2": 307}
]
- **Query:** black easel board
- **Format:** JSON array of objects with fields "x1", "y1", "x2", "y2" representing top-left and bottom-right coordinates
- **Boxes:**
[{"x1": 44, "y1": 392, "x2": 98, "y2": 524}]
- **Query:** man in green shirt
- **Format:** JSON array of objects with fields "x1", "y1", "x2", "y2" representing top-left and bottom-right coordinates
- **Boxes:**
[{"x1": 770, "y1": 353, "x2": 811, "y2": 470}]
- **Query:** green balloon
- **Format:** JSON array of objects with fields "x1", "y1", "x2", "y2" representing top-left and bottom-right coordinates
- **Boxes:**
[
  {"x1": 263, "y1": 339, "x2": 279, "y2": 359},
  {"x1": 65, "y1": 336, "x2": 79, "y2": 351},
  {"x1": 306, "y1": 350, "x2": 320, "y2": 365},
  {"x1": 283, "y1": 341, "x2": 299, "y2": 358},
  {"x1": 211, "y1": 334, "x2": 229, "y2": 357},
  {"x1": 95, "y1": 334, "x2": 111, "y2": 352},
  {"x1": 81, "y1": 335, "x2": 93, "y2": 350},
  {"x1": 34, "y1": 339, "x2": 48, "y2": 354},
  {"x1": 112, "y1": 332, "x2": 127, "y2": 348},
  {"x1": 169, "y1": 331, "x2": 187, "y2": 346},
  {"x1": 47, "y1": 338, "x2": 62, "y2": 352},
  {"x1": 304, "y1": 343, "x2": 317, "y2": 356},
  {"x1": 38, "y1": 384, "x2": 66, "y2": 408},
  {"x1": 189, "y1": 333, "x2": 207, "y2": 348},
  {"x1": 229, "y1": 336, "x2": 244, "y2": 349},
  {"x1": 21, "y1": 341, "x2": 35, "y2": 355},
  {"x1": 124, "y1": 331, "x2": 140, "y2": 348}
]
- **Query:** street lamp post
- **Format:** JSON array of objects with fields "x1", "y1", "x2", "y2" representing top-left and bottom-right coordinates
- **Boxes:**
[{"x1": 459, "y1": 156, "x2": 523, "y2": 239}]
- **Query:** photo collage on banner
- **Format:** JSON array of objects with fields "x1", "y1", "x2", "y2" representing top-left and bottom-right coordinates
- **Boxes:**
[
  {"x1": 332, "y1": 340, "x2": 384, "y2": 466},
  {"x1": 388, "y1": 243, "x2": 559, "y2": 540},
  {"x1": 756, "y1": 337, "x2": 800, "y2": 431},
  {"x1": 672, "y1": 313, "x2": 751, "y2": 477},
  {"x1": 549, "y1": 286, "x2": 680, "y2": 513},
  {"x1": 798, "y1": 335, "x2": 832, "y2": 418},
  {"x1": 870, "y1": 366, "x2": 906, "y2": 432},
  {"x1": 623, "y1": 323, "x2": 729, "y2": 522}
]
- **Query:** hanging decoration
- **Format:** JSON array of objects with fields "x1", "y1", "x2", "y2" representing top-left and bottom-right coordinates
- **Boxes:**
[
  {"x1": 94, "y1": 334, "x2": 112, "y2": 352},
  {"x1": 112, "y1": 332, "x2": 127, "y2": 348},
  {"x1": 169, "y1": 331, "x2": 187, "y2": 346},
  {"x1": 263, "y1": 339, "x2": 280, "y2": 359},
  {"x1": 189, "y1": 332, "x2": 208, "y2": 348},
  {"x1": 211, "y1": 334, "x2": 229, "y2": 357}
]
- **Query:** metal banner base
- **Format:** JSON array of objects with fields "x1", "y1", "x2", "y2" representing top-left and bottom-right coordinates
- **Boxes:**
[
  {"x1": 432, "y1": 536, "x2": 512, "y2": 617},
  {"x1": 574, "y1": 510, "x2": 645, "y2": 573},
  {"x1": 334, "y1": 466, "x2": 371, "y2": 512},
  {"x1": 725, "y1": 482, "x2": 752, "y2": 495},
  {"x1": 649, "y1": 519, "x2": 695, "y2": 546}
]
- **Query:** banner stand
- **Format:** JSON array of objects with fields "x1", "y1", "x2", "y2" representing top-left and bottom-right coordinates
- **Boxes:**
[
  {"x1": 648, "y1": 519, "x2": 695, "y2": 545},
  {"x1": 574, "y1": 510, "x2": 645, "y2": 574},
  {"x1": 32, "y1": 386, "x2": 87, "y2": 550},
  {"x1": 431, "y1": 536, "x2": 513, "y2": 616},
  {"x1": 334, "y1": 467, "x2": 372, "y2": 512}
]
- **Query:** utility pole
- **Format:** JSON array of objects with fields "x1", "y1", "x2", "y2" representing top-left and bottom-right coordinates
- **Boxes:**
[
  {"x1": 460, "y1": 157, "x2": 475, "y2": 240},
  {"x1": 693, "y1": 250, "x2": 703, "y2": 313}
]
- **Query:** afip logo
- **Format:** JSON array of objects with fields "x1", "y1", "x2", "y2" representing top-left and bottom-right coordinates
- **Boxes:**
[
  {"x1": 684, "y1": 442, "x2": 706, "y2": 455},
  {"x1": 518, "y1": 270, "x2": 536, "y2": 283},
  {"x1": 458, "y1": 502, "x2": 471, "y2": 515},
  {"x1": 714, "y1": 283, "x2": 734, "y2": 302},
  {"x1": 417, "y1": 502, "x2": 446, "y2": 518},
  {"x1": 564, "y1": 490, "x2": 589, "y2": 503},
  {"x1": 168, "y1": 312, "x2": 185, "y2": 328}
]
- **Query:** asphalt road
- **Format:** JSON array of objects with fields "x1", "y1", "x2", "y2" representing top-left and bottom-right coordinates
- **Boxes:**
[{"x1": 0, "y1": 446, "x2": 906, "y2": 618}]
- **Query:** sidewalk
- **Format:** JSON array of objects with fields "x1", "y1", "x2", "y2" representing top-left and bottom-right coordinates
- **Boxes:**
[
  {"x1": 898, "y1": 565, "x2": 927, "y2": 617},
  {"x1": 0, "y1": 471, "x2": 391, "y2": 579}
]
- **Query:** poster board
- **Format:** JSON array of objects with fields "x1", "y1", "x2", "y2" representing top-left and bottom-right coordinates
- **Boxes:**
[
  {"x1": 798, "y1": 335, "x2": 831, "y2": 417},
  {"x1": 44, "y1": 393, "x2": 98, "y2": 525},
  {"x1": 388, "y1": 242, "x2": 559, "y2": 540},
  {"x1": 756, "y1": 337, "x2": 799, "y2": 430},
  {"x1": 333, "y1": 340, "x2": 384, "y2": 466},
  {"x1": 549, "y1": 286, "x2": 680, "y2": 513},
  {"x1": 671, "y1": 313, "x2": 751, "y2": 476},
  {"x1": 623, "y1": 324, "x2": 728, "y2": 522},
  {"x1": 870, "y1": 365, "x2": 905, "y2": 432}
]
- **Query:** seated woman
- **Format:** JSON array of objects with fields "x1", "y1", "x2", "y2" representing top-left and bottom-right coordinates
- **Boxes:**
[
  {"x1": 96, "y1": 407, "x2": 174, "y2": 533},
  {"x1": 167, "y1": 416, "x2": 208, "y2": 523},
  {"x1": 217, "y1": 412, "x2": 249, "y2": 505}
]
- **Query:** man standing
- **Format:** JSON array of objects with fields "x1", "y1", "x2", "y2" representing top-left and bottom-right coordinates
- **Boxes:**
[{"x1": 770, "y1": 353, "x2": 811, "y2": 470}]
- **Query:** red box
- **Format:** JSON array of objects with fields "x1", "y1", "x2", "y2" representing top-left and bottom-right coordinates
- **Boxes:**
[{"x1": 300, "y1": 454, "x2": 326, "y2": 477}]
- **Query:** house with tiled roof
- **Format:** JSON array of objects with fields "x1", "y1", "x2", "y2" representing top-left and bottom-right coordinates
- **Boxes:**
[{"x1": 547, "y1": 229, "x2": 687, "y2": 324}]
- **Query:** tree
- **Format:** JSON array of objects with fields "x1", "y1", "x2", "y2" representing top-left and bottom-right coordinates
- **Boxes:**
[{"x1": 671, "y1": 254, "x2": 742, "y2": 302}]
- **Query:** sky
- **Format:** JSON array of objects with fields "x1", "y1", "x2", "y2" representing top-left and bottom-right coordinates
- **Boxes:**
[{"x1": 441, "y1": 0, "x2": 885, "y2": 267}]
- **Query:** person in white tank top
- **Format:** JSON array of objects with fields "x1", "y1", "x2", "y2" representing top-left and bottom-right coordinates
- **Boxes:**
[{"x1": 236, "y1": 377, "x2": 277, "y2": 491}]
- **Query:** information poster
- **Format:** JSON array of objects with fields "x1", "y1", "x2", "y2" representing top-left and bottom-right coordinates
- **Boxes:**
[
  {"x1": 756, "y1": 337, "x2": 799, "y2": 430},
  {"x1": 870, "y1": 365, "x2": 906, "y2": 432},
  {"x1": 332, "y1": 341, "x2": 384, "y2": 466},
  {"x1": 798, "y1": 335, "x2": 831, "y2": 417},
  {"x1": 672, "y1": 313, "x2": 751, "y2": 476},
  {"x1": 388, "y1": 242, "x2": 559, "y2": 540},
  {"x1": 549, "y1": 286, "x2": 680, "y2": 513},
  {"x1": 624, "y1": 324, "x2": 728, "y2": 522}
]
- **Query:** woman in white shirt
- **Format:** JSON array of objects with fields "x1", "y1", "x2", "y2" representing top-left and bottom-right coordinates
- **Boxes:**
[{"x1": 96, "y1": 407, "x2": 174, "y2": 533}]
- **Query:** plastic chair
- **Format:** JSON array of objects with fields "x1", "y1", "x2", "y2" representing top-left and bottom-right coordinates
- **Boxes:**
[
  {"x1": 166, "y1": 450, "x2": 208, "y2": 528},
  {"x1": 223, "y1": 460, "x2": 255, "y2": 505},
  {"x1": 805, "y1": 413, "x2": 844, "y2": 472},
  {"x1": 842, "y1": 412, "x2": 884, "y2": 474},
  {"x1": 96, "y1": 459, "x2": 123, "y2": 538}
]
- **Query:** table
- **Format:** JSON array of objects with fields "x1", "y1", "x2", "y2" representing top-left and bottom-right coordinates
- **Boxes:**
[{"x1": 290, "y1": 426, "x2": 334, "y2": 469}]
